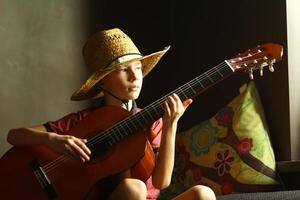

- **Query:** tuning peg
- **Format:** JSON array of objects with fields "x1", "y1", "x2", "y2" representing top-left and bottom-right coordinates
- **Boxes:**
[
  {"x1": 256, "y1": 45, "x2": 262, "y2": 53},
  {"x1": 248, "y1": 68, "x2": 254, "y2": 80},
  {"x1": 235, "y1": 53, "x2": 241, "y2": 58},
  {"x1": 268, "y1": 60, "x2": 275, "y2": 72},
  {"x1": 259, "y1": 65, "x2": 264, "y2": 76}
]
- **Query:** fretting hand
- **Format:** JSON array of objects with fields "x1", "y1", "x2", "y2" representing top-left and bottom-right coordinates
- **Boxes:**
[{"x1": 163, "y1": 93, "x2": 192, "y2": 127}]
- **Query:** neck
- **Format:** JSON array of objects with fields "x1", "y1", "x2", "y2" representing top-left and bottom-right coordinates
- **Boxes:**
[{"x1": 104, "y1": 94, "x2": 133, "y2": 111}]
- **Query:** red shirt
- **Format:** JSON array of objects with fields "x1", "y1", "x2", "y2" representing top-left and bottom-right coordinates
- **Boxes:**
[{"x1": 44, "y1": 103, "x2": 163, "y2": 199}]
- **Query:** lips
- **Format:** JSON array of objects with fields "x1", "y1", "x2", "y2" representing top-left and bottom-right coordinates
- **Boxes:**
[{"x1": 129, "y1": 85, "x2": 140, "y2": 91}]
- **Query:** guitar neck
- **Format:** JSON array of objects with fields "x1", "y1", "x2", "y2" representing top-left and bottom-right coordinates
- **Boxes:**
[
  {"x1": 140, "y1": 61, "x2": 233, "y2": 122},
  {"x1": 102, "y1": 61, "x2": 233, "y2": 146}
]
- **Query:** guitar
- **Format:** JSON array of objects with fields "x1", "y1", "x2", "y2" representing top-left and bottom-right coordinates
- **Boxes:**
[{"x1": 0, "y1": 43, "x2": 283, "y2": 199}]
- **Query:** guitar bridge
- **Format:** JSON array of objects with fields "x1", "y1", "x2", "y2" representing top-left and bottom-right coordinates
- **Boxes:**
[{"x1": 30, "y1": 160, "x2": 58, "y2": 199}]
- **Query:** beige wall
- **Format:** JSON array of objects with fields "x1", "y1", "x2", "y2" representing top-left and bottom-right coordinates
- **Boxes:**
[
  {"x1": 287, "y1": 0, "x2": 300, "y2": 160},
  {"x1": 0, "y1": 0, "x2": 89, "y2": 157}
]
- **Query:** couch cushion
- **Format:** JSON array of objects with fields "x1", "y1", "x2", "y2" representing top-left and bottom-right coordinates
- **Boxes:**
[{"x1": 159, "y1": 81, "x2": 283, "y2": 199}]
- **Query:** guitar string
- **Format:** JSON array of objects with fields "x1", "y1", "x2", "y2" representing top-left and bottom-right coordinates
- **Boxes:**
[
  {"x1": 42, "y1": 61, "x2": 232, "y2": 173},
  {"x1": 44, "y1": 156, "x2": 70, "y2": 173}
]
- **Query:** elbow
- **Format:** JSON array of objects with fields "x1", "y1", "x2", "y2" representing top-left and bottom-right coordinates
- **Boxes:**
[
  {"x1": 151, "y1": 174, "x2": 171, "y2": 190},
  {"x1": 7, "y1": 128, "x2": 19, "y2": 145},
  {"x1": 7, "y1": 129, "x2": 14, "y2": 145}
]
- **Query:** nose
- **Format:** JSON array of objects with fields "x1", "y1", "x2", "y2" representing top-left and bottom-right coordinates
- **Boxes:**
[{"x1": 129, "y1": 68, "x2": 138, "y2": 81}]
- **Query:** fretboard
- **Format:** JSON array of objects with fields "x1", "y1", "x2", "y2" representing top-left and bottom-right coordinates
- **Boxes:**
[{"x1": 91, "y1": 61, "x2": 233, "y2": 147}]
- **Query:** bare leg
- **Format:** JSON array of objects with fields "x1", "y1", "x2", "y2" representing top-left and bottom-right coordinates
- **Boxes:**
[
  {"x1": 171, "y1": 185, "x2": 216, "y2": 200},
  {"x1": 108, "y1": 178, "x2": 147, "y2": 200}
]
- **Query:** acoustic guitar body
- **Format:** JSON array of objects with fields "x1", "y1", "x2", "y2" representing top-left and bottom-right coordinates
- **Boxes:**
[{"x1": 0, "y1": 106, "x2": 155, "y2": 200}]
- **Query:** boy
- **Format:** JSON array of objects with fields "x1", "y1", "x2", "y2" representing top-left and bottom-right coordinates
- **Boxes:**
[{"x1": 7, "y1": 28, "x2": 216, "y2": 200}]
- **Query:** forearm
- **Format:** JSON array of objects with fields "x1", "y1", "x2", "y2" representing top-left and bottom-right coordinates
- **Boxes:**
[
  {"x1": 152, "y1": 122, "x2": 177, "y2": 189},
  {"x1": 151, "y1": 95, "x2": 192, "y2": 189},
  {"x1": 7, "y1": 126, "x2": 53, "y2": 146},
  {"x1": 7, "y1": 125, "x2": 91, "y2": 162}
]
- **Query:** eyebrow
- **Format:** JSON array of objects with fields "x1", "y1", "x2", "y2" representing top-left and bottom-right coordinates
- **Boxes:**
[{"x1": 122, "y1": 61, "x2": 142, "y2": 68}]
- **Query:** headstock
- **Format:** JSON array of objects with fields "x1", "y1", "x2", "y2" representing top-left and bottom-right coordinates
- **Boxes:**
[{"x1": 226, "y1": 43, "x2": 283, "y2": 79}]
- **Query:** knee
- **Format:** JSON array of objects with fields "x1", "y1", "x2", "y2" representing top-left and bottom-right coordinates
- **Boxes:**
[
  {"x1": 121, "y1": 179, "x2": 147, "y2": 200},
  {"x1": 190, "y1": 185, "x2": 216, "y2": 200}
]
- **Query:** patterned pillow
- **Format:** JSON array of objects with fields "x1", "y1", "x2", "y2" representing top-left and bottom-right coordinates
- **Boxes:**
[{"x1": 159, "y1": 81, "x2": 283, "y2": 199}]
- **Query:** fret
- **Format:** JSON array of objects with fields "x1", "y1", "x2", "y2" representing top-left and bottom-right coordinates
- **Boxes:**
[
  {"x1": 128, "y1": 118, "x2": 138, "y2": 131},
  {"x1": 219, "y1": 61, "x2": 233, "y2": 76},
  {"x1": 205, "y1": 71, "x2": 214, "y2": 83},
  {"x1": 179, "y1": 86, "x2": 191, "y2": 99},
  {"x1": 193, "y1": 78, "x2": 204, "y2": 93},
  {"x1": 113, "y1": 130, "x2": 121, "y2": 142},
  {"x1": 179, "y1": 87, "x2": 188, "y2": 99},
  {"x1": 141, "y1": 112, "x2": 149, "y2": 123},
  {"x1": 123, "y1": 121, "x2": 133, "y2": 134},
  {"x1": 184, "y1": 83, "x2": 195, "y2": 97},
  {"x1": 199, "y1": 75, "x2": 211, "y2": 88},
  {"x1": 215, "y1": 66, "x2": 224, "y2": 77},
  {"x1": 210, "y1": 69, "x2": 222, "y2": 82},
  {"x1": 135, "y1": 111, "x2": 150, "y2": 127},
  {"x1": 107, "y1": 132, "x2": 117, "y2": 146},
  {"x1": 150, "y1": 100, "x2": 164, "y2": 115},
  {"x1": 111, "y1": 126, "x2": 124, "y2": 144},
  {"x1": 158, "y1": 101, "x2": 165, "y2": 110},
  {"x1": 149, "y1": 106, "x2": 160, "y2": 119},
  {"x1": 119, "y1": 123, "x2": 129, "y2": 137},
  {"x1": 114, "y1": 127, "x2": 123, "y2": 140},
  {"x1": 151, "y1": 103, "x2": 161, "y2": 116},
  {"x1": 133, "y1": 114, "x2": 145, "y2": 129},
  {"x1": 111, "y1": 129, "x2": 120, "y2": 143},
  {"x1": 195, "y1": 76, "x2": 204, "y2": 89},
  {"x1": 187, "y1": 82, "x2": 197, "y2": 95},
  {"x1": 144, "y1": 109, "x2": 154, "y2": 121}
]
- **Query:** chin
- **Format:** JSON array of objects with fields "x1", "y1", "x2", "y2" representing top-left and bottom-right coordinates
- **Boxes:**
[{"x1": 128, "y1": 92, "x2": 140, "y2": 100}]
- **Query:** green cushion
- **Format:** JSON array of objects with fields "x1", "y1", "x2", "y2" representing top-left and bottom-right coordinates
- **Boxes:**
[{"x1": 159, "y1": 81, "x2": 282, "y2": 198}]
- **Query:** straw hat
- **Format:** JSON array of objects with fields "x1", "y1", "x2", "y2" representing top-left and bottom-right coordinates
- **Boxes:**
[{"x1": 71, "y1": 28, "x2": 170, "y2": 101}]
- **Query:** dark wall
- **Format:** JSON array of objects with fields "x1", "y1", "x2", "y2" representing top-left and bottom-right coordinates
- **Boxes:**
[{"x1": 88, "y1": 0, "x2": 289, "y2": 161}]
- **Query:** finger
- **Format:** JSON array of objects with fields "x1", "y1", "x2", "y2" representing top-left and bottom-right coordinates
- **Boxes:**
[
  {"x1": 71, "y1": 141, "x2": 90, "y2": 162},
  {"x1": 183, "y1": 98, "x2": 193, "y2": 109},
  {"x1": 172, "y1": 93, "x2": 183, "y2": 110},
  {"x1": 79, "y1": 139, "x2": 91, "y2": 155},
  {"x1": 172, "y1": 93, "x2": 181, "y2": 102},
  {"x1": 164, "y1": 100, "x2": 171, "y2": 116},
  {"x1": 168, "y1": 95, "x2": 177, "y2": 112},
  {"x1": 82, "y1": 138, "x2": 88, "y2": 143}
]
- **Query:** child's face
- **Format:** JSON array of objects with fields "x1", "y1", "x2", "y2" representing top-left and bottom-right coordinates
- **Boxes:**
[{"x1": 101, "y1": 60, "x2": 143, "y2": 100}]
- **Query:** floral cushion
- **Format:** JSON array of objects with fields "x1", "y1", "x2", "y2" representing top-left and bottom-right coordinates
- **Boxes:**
[{"x1": 159, "y1": 81, "x2": 283, "y2": 199}]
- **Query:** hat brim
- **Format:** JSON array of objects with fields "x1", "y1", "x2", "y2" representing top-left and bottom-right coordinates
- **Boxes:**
[{"x1": 71, "y1": 46, "x2": 170, "y2": 101}]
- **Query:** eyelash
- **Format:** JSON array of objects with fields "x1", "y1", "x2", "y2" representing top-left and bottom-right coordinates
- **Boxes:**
[{"x1": 118, "y1": 67, "x2": 141, "y2": 72}]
